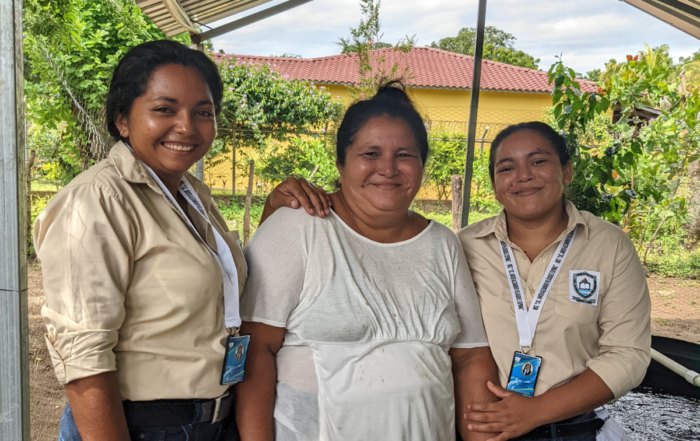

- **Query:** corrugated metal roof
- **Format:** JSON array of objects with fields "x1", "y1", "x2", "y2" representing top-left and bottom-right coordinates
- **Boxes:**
[
  {"x1": 136, "y1": 0, "x2": 275, "y2": 36},
  {"x1": 621, "y1": 0, "x2": 700, "y2": 39}
]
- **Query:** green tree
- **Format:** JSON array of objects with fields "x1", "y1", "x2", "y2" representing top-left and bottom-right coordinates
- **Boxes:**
[
  {"x1": 430, "y1": 26, "x2": 540, "y2": 69},
  {"x1": 23, "y1": 0, "x2": 184, "y2": 170},
  {"x1": 337, "y1": 0, "x2": 415, "y2": 98},
  {"x1": 217, "y1": 59, "x2": 343, "y2": 149},
  {"x1": 548, "y1": 46, "x2": 700, "y2": 261}
]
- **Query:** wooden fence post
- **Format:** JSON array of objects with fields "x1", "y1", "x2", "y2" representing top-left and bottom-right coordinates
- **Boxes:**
[
  {"x1": 231, "y1": 128, "x2": 236, "y2": 197},
  {"x1": 451, "y1": 175, "x2": 463, "y2": 233},
  {"x1": 243, "y1": 160, "x2": 255, "y2": 246}
]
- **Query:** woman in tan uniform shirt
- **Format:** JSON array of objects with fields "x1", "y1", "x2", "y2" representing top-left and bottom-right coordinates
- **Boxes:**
[
  {"x1": 459, "y1": 122, "x2": 651, "y2": 441},
  {"x1": 34, "y1": 40, "x2": 329, "y2": 441}
]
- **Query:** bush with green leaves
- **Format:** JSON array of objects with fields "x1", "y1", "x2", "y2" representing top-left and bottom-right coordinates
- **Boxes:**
[
  {"x1": 548, "y1": 46, "x2": 700, "y2": 262},
  {"x1": 258, "y1": 137, "x2": 339, "y2": 191}
]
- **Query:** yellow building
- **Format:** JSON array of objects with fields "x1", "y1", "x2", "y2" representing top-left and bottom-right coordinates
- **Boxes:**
[{"x1": 207, "y1": 47, "x2": 595, "y2": 192}]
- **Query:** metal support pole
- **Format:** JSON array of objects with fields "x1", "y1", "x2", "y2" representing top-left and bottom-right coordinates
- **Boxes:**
[
  {"x1": 460, "y1": 0, "x2": 487, "y2": 228},
  {"x1": 191, "y1": 0, "x2": 314, "y2": 44},
  {"x1": 0, "y1": 0, "x2": 30, "y2": 439}
]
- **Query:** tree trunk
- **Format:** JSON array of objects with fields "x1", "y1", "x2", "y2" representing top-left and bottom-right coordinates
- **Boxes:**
[
  {"x1": 451, "y1": 175, "x2": 463, "y2": 233},
  {"x1": 231, "y1": 129, "x2": 237, "y2": 197},
  {"x1": 243, "y1": 160, "x2": 255, "y2": 247}
]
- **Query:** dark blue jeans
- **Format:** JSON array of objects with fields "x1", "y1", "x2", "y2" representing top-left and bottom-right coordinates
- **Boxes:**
[{"x1": 58, "y1": 403, "x2": 239, "y2": 441}]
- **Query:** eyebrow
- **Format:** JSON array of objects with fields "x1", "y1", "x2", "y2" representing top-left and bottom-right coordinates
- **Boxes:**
[
  {"x1": 152, "y1": 96, "x2": 213, "y2": 106},
  {"x1": 495, "y1": 148, "x2": 551, "y2": 166}
]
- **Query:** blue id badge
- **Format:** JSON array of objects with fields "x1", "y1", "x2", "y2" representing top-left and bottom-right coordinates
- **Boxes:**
[
  {"x1": 506, "y1": 352, "x2": 542, "y2": 397},
  {"x1": 221, "y1": 334, "x2": 250, "y2": 385}
]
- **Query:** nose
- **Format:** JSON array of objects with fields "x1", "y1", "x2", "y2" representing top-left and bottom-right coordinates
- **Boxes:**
[
  {"x1": 173, "y1": 110, "x2": 194, "y2": 135},
  {"x1": 377, "y1": 155, "x2": 399, "y2": 178},
  {"x1": 514, "y1": 164, "x2": 534, "y2": 184}
]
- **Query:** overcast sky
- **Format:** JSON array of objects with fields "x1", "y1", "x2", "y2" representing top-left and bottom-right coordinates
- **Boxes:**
[{"x1": 210, "y1": 0, "x2": 698, "y2": 74}]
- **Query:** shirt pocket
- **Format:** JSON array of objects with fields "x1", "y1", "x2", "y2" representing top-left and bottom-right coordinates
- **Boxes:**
[{"x1": 553, "y1": 279, "x2": 600, "y2": 325}]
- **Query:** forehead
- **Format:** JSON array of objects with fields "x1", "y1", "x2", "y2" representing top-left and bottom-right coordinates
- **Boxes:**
[
  {"x1": 143, "y1": 64, "x2": 212, "y2": 100},
  {"x1": 354, "y1": 115, "x2": 418, "y2": 148},
  {"x1": 496, "y1": 130, "x2": 556, "y2": 159}
]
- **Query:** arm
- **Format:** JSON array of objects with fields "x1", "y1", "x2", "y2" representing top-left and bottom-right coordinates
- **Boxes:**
[
  {"x1": 465, "y1": 369, "x2": 613, "y2": 440},
  {"x1": 64, "y1": 372, "x2": 130, "y2": 441},
  {"x1": 34, "y1": 184, "x2": 132, "y2": 437},
  {"x1": 260, "y1": 177, "x2": 331, "y2": 224},
  {"x1": 235, "y1": 321, "x2": 286, "y2": 441},
  {"x1": 450, "y1": 347, "x2": 500, "y2": 441}
]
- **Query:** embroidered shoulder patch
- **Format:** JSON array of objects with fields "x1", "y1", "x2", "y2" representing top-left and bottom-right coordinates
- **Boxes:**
[{"x1": 569, "y1": 270, "x2": 601, "y2": 306}]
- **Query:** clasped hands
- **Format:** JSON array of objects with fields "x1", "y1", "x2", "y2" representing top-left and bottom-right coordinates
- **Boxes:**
[{"x1": 465, "y1": 381, "x2": 545, "y2": 441}]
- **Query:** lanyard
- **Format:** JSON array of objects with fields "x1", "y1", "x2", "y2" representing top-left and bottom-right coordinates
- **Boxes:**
[
  {"x1": 127, "y1": 147, "x2": 241, "y2": 330},
  {"x1": 498, "y1": 228, "x2": 576, "y2": 353}
]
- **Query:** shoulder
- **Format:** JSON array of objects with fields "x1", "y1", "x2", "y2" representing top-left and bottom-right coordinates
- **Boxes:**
[
  {"x1": 246, "y1": 207, "x2": 326, "y2": 250},
  {"x1": 46, "y1": 157, "x2": 131, "y2": 210},
  {"x1": 456, "y1": 215, "x2": 499, "y2": 247},
  {"x1": 578, "y1": 210, "x2": 632, "y2": 249}
]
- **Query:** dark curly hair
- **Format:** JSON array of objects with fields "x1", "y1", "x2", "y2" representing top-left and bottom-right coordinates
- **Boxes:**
[
  {"x1": 488, "y1": 121, "x2": 570, "y2": 181},
  {"x1": 105, "y1": 40, "x2": 223, "y2": 142},
  {"x1": 336, "y1": 81, "x2": 429, "y2": 166}
]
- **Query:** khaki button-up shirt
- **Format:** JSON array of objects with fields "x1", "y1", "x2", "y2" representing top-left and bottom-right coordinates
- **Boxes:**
[
  {"x1": 34, "y1": 142, "x2": 247, "y2": 401},
  {"x1": 458, "y1": 201, "x2": 651, "y2": 398}
]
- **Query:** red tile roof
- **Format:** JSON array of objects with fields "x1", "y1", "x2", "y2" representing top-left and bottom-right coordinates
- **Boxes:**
[{"x1": 214, "y1": 47, "x2": 597, "y2": 94}]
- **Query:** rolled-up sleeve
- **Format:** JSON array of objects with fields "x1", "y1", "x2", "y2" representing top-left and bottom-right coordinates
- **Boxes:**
[
  {"x1": 34, "y1": 183, "x2": 134, "y2": 385},
  {"x1": 586, "y1": 233, "x2": 651, "y2": 399}
]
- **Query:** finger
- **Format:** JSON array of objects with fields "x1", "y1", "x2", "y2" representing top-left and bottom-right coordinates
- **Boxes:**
[
  {"x1": 486, "y1": 433, "x2": 511, "y2": 441},
  {"x1": 467, "y1": 402, "x2": 501, "y2": 412},
  {"x1": 312, "y1": 186, "x2": 331, "y2": 215},
  {"x1": 465, "y1": 412, "x2": 497, "y2": 423},
  {"x1": 284, "y1": 178, "x2": 314, "y2": 215},
  {"x1": 467, "y1": 422, "x2": 504, "y2": 433},
  {"x1": 299, "y1": 179, "x2": 326, "y2": 217},
  {"x1": 487, "y1": 381, "x2": 514, "y2": 399}
]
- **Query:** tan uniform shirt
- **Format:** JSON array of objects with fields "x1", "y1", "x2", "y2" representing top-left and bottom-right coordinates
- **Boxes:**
[
  {"x1": 458, "y1": 201, "x2": 651, "y2": 398},
  {"x1": 34, "y1": 142, "x2": 247, "y2": 401}
]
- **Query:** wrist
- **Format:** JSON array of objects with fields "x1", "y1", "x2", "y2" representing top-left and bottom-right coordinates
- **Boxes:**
[{"x1": 530, "y1": 394, "x2": 554, "y2": 428}]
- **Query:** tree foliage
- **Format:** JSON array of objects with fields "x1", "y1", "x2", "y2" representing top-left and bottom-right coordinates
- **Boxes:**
[
  {"x1": 548, "y1": 46, "x2": 700, "y2": 259},
  {"x1": 430, "y1": 26, "x2": 540, "y2": 69},
  {"x1": 337, "y1": 0, "x2": 415, "y2": 98},
  {"x1": 23, "y1": 0, "x2": 182, "y2": 173},
  {"x1": 217, "y1": 58, "x2": 343, "y2": 150}
]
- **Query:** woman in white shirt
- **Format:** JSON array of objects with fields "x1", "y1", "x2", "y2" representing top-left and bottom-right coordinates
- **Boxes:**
[{"x1": 236, "y1": 82, "x2": 500, "y2": 441}]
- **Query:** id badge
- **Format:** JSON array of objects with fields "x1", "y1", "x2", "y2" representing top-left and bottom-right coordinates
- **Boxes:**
[
  {"x1": 221, "y1": 334, "x2": 250, "y2": 385},
  {"x1": 506, "y1": 351, "x2": 542, "y2": 397}
]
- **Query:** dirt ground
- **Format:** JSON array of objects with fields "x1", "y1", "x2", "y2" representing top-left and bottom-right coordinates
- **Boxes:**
[{"x1": 26, "y1": 267, "x2": 700, "y2": 441}]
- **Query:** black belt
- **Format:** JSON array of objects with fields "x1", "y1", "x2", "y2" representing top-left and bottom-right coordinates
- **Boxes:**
[
  {"x1": 123, "y1": 390, "x2": 233, "y2": 426},
  {"x1": 517, "y1": 413, "x2": 604, "y2": 440}
]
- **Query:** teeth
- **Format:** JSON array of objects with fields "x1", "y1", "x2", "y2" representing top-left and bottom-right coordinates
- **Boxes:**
[{"x1": 163, "y1": 143, "x2": 195, "y2": 152}]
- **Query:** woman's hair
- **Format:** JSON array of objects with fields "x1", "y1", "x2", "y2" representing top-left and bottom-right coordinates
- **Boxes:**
[
  {"x1": 336, "y1": 81, "x2": 429, "y2": 166},
  {"x1": 105, "y1": 40, "x2": 223, "y2": 141},
  {"x1": 488, "y1": 121, "x2": 570, "y2": 181}
]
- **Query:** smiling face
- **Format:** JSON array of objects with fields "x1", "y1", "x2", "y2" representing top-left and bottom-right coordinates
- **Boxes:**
[
  {"x1": 492, "y1": 130, "x2": 572, "y2": 221},
  {"x1": 338, "y1": 115, "x2": 424, "y2": 215},
  {"x1": 114, "y1": 64, "x2": 217, "y2": 184}
]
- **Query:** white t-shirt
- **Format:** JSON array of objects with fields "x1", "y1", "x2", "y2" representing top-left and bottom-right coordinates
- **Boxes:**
[{"x1": 241, "y1": 208, "x2": 488, "y2": 441}]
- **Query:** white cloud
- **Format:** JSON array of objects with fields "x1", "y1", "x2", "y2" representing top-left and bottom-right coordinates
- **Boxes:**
[{"x1": 211, "y1": 0, "x2": 699, "y2": 72}]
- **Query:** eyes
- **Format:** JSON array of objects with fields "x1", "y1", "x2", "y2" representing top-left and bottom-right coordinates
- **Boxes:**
[
  {"x1": 362, "y1": 150, "x2": 418, "y2": 159},
  {"x1": 497, "y1": 158, "x2": 548, "y2": 174},
  {"x1": 152, "y1": 106, "x2": 214, "y2": 118}
]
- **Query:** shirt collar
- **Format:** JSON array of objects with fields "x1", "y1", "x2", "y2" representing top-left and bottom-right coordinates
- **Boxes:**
[
  {"x1": 473, "y1": 200, "x2": 590, "y2": 242},
  {"x1": 109, "y1": 141, "x2": 212, "y2": 209}
]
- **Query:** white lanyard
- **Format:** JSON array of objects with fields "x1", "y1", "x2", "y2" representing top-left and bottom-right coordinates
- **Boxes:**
[
  {"x1": 499, "y1": 228, "x2": 576, "y2": 353},
  {"x1": 128, "y1": 147, "x2": 241, "y2": 330}
]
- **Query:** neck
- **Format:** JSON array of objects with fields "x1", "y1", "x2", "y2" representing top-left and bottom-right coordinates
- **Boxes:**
[
  {"x1": 331, "y1": 190, "x2": 414, "y2": 243},
  {"x1": 506, "y1": 203, "x2": 569, "y2": 251},
  {"x1": 159, "y1": 173, "x2": 183, "y2": 198}
]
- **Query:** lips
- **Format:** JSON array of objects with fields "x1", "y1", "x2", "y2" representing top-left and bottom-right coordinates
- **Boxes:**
[
  {"x1": 512, "y1": 187, "x2": 542, "y2": 196},
  {"x1": 162, "y1": 142, "x2": 196, "y2": 152}
]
